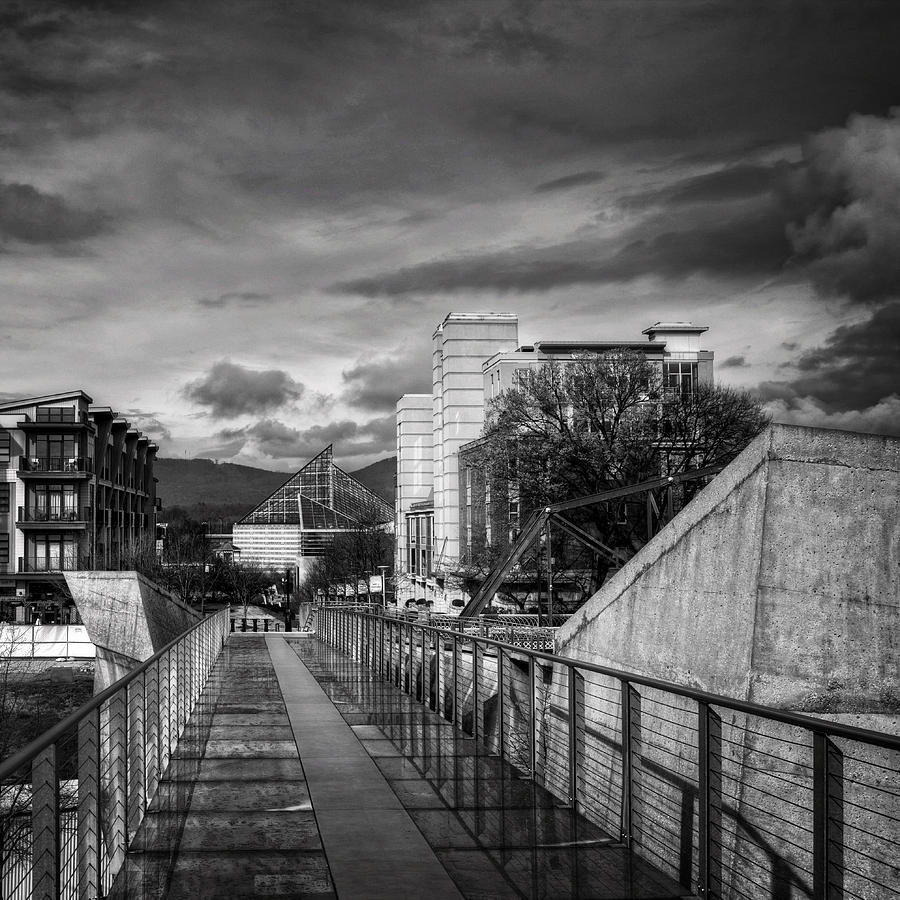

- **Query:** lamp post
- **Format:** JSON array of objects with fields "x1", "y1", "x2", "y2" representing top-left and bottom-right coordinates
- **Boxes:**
[{"x1": 284, "y1": 566, "x2": 293, "y2": 632}]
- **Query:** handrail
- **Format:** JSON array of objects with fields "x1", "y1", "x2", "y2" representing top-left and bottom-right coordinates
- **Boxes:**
[
  {"x1": 353, "y1": 609, "x2": 900, "y2": 752},
  {"x1": 0, "y1": 608, "x2": 228, "y2": 782},
  {"x1": 318, "y1": 603, "x2": 899, "y2": 900}
]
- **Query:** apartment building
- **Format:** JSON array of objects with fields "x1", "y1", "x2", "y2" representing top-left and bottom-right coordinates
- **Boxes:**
[
  {"x1": 0, "y1": 391, "x2": 159, "y2": 622},
  {"x1": 395, "y1": 314, "x2": 713, "y2": 608}
]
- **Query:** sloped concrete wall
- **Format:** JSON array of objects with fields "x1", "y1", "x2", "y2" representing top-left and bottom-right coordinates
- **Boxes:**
[
  {"x1": 551, "y1": 424, "x2": 900, "y2": 896},
  {"x1": 556, "y1": 424, "x2": 900, "y2": 709},
  {"x1": 65, "y1": 571, "x2": 201, "y2": 691}
]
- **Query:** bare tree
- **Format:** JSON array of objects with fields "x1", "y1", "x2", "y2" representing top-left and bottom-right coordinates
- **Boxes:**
[
  {"x1": 212, "y1": 558, "x2": 275, "y2": 618},
  {"x1": 464, "y1": 349, "x2": 769, "y2": 606}
]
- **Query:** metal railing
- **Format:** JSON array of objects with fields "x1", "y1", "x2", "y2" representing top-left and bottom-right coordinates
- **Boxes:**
[
  {"x1": 17, "y1": 507, "x2": 92, "y2": 524},
  {"x1": 229, "y1": 617, "x2": 284, "y2": 633},
  {"x1": 0, "y1": 609, "x2": 229, "y2": 900},
  {"x1": 19, "y1": 457, "x2": 93, "y2": 475},
  {"x1": 18, "y1": 555, "x2": 90, "y2": 573},
  {"x1": 317, "y1": 606, "x2": 900, "y2": 900}
]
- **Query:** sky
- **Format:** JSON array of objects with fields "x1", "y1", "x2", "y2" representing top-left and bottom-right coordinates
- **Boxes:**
[{"x1": 1, "y1": 0, "x2": 899, "y2": 471}]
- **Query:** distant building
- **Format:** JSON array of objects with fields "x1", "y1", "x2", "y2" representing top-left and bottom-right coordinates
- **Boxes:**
[
  {"x1": 233, "y1": 445, "x2": 393, "y2": 575},
  {"x1": 395, "y1": 314, "x2": 714, "y2": 608},
  {"x1": 0, "y1": 391, "x2": 160, "y2": 623}
]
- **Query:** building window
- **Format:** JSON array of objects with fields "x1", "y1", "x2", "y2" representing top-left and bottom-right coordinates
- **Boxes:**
[
  {"x1": 663, "y1": 362, "x2": 698, "y2": 397},
  {"x1": 32, "y1": 434, "x2": 77, "y2": 461},
  {"x1": 30, "y1": 484, "x2": 78, "y2": 520},
  {"x1": 27, "y1": 535, "x2": 78, "y2": 571},
  {"x1": 35, "y1": 407, "x2": 75, "y2": 423}
]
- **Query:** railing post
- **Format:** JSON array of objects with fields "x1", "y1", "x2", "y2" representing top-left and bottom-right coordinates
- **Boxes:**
[
  {"x1": 32, "y1": 743, "x2": 60, "y2": 900},
  {"x1": 529, "y1": 656, "x2": 537, "y2": 780},
  {"x1": 497, "y1": 647, "x2": 505, "y2": 760},
  {"x1": 697, "y1": 702, "x2": 722, "y2": 897},
  {"x1": 452, "y1": 633, "x2": 459, "y2": 727},
  {"x1": 568, "y1": 665, "x2": 584, "y2": 809},
  {"x1": 77, "y1": 707, "x2": 100, "y2": 900},
  {"x1": 473, "y1": 641, "x2": 481, "y2": 741},
  {"x1": 419, "y1": 624, "x2": 426, "y2": 703},
  {"x1": 107, "y1": 690, "x2": 128, "y2": 878},
  {"x1": 813, "y1": 732, "x2": 844, "y2": 899},
  {"x1": 620, "y1": 681, "x2": 641, "y2": 845}
]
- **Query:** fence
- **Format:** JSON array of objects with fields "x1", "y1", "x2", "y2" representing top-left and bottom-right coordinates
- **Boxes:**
[
  {"x1": 0, "y1": 625, "x2": 95, "y2": 659},
  {"x1": 0, "y1": 608, "x2": 229, "y2": 900},
  {"x1": 317, "y1": 606, "x2": 900, "y2": 900}
]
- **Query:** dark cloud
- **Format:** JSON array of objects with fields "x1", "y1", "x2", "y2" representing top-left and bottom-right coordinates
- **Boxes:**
[
  {"x1": 619, "y1": 163, "x2": 782, "y2": 209},
  {"x1": 534, "y1": 171, "x2": 604, "y2": 193},
  {"x1": 341, "y1": 353, "x2": 431, "y2": 412},
  {"x1": 720, "y1": 356, "x2": 748, "y2": 369},
  {"x1": 758, "y1": 302, "x2": 900, "y2": 417},
  {"x1": 197, "y1": 291, "x2": 273, "y2": 308},
  {"x1": 331, "y1": 197, "x2": 790, "y2": 295},
  {"x1": 781, "y1": 341, "x2": 799, "y2": 351},
  {"x1": 460, "y1": 11, "x2": 568, "y2": 65},
  {"x1": 182, "y1": 360, "x2": 304, "y2": 418},
  {"x1": 215, "y1": 414, "x2": 395, "y2": 460},
  {"x1": 781, "y1": 110, "x2": 900, "y2": 305},
  {"x1": 0, "y1": 182, "x2": 108, "y2": 244}
]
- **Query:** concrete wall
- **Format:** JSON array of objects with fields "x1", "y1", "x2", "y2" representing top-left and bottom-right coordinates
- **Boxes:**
[
  {"x1": 555, "y1": 424, "x2": 900, "y2": 709},
  {"x1": 64, "y1": 570, "x2": 200, "y2": 691},
  {"x1": 551, "y1": 423, "x2": 900, "y2": 896}
]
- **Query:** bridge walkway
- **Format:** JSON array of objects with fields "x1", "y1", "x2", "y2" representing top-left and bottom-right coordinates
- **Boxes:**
[{"x1": 113, "y1": 633, "x2": 692, "y2": 899}]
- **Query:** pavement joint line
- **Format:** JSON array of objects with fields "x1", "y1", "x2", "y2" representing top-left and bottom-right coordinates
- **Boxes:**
[{"x1": 266, "y1": 634, "x2": 464, "y2": 900}]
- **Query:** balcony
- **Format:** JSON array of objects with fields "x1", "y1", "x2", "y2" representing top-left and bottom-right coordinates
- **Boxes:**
[
  {"x1": 18, "y1": 554, "x2": 89, "y2": 573},
  {"x1": 17, "y1": 412, "x2": 91, "y2": 431},
  {"x1": 18, "y1": 456, "x2": 93, "y2": 476},
  {"x1": 17, "y1": 506, "x2": 92, "y2": 528}
]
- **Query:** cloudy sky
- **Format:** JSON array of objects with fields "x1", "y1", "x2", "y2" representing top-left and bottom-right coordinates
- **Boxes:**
[{"x1": 2, "y1": 0, "x2": 899, "y2": 470}]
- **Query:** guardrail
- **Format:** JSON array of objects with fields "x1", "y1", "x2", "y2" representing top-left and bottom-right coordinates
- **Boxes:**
[
  {"x1": 330, "y1": 603, "x2": 562, "y2": 650},
  {"x1": 0, "y1": 624, "x2": 95, "y2": 659},
  {"x1": 229, "y1": 617, "x2": 283, "y2": 633},
  {"x1": 317, "y1": 606, "x2": 900, "y2": 900},
  {"x1": 0, "y1": 608, "x2": 229, "y2": 900}
]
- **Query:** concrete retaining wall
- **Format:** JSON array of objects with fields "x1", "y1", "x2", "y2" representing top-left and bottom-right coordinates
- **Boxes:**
[
  {"x1": 64, "y1": 571, "x2": 200, "y2": 692},
  {"x1": 549, "y1": 424, "x2": 900, "y2": 896}
]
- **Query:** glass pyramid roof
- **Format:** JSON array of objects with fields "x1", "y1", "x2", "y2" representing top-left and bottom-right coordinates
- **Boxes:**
[{"x1": 238, "y1": 445, "x2": 393, "y2": 528}]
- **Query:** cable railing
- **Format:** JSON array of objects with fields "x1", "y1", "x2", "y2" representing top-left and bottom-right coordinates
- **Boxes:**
[
  {"x1": 328, "y1": 602, "x2": 562, "y2": 650},
  {"x1": 317, "y1": 605, "x2": 900, "y2": 900},
  {"x1": 0, "y1": 609, "x2": 229, "y2": 900}
]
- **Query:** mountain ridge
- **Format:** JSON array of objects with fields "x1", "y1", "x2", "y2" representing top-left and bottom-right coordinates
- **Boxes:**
[{"x1": 154, "y1": 455, "x2": 395, "y2": 526}]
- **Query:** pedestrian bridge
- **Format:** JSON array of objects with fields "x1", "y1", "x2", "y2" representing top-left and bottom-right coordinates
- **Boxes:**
[{"x1": 1, "y1": 607, "x2": 897, "y2": 899}]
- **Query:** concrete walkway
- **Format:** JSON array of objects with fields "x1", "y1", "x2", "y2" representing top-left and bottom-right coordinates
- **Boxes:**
[
  {"x1": 115, "y1": 633, "x2": 690, "y2": 899},
  {"x1": 268, "y1": 636, "x2": 462, "y2": 899}
]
